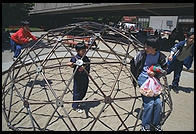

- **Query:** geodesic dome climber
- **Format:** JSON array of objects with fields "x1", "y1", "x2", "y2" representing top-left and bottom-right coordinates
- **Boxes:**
[{"x1": 2, "y1": 21, "x2": 172, "y2": 131}]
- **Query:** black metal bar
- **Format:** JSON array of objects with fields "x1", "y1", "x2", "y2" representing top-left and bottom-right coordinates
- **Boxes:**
[{"x1": 43, "y1": 106, "x2": 59, "y2": 131}]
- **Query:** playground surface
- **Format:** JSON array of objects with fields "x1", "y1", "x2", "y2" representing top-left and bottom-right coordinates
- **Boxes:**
[{"x1": 2, "y1": 32, "x2": 194, "y2": 131}]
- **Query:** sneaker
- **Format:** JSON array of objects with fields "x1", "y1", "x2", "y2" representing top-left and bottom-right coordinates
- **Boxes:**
[
  {"x1": 76, "y1": 108, "x2": 83, "y2": 113},
  {"x1": 154, "y1": 125, "x2": 162, "y2": 131},
  {"x1": 91, "y1": 46, "x2": 97, "y2": 50},
  {"x1": 92, "y1": 46, "x2": 99, "y2": 50},
  {"x1": 12, "y1": 57, "x2": 17, "y2": 61},
  {"x1": 73, "y1": 108, "x2": 83, "y2": 113},
  {"x1": 141, "y1": 126, "x2": 150, "y2": 131}
]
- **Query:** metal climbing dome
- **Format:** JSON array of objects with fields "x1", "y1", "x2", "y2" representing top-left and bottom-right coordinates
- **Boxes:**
[{"x1": 2, "y1": 21, "x2": 172, "y2": 131}]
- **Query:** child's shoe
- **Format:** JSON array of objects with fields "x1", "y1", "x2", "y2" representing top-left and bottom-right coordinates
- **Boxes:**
[
  {"x1": 12, "y1": 57, "x2": 17, "y2": 61},
  {"x1": 154, "y1": 125, "x2": 162, "y2": 131},
  {"x1": 73, "y1": 108, "x2": 83, "y2": 113},
  {"x1": 141, "y1": 125, "x2": 150, "y2": 131}
]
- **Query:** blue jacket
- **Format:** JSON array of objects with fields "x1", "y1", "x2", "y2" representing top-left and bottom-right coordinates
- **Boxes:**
[
  {"x1": 70, "y1": 54, "x2": 90, "y2": 79},
  {"x1": 170, "y1": 40, "x2": 194, "y2": 70}
]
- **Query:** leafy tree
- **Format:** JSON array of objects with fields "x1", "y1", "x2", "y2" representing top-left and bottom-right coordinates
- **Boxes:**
[{"x1": 2, "y1": 3, "x2": 35, "y2": 28}]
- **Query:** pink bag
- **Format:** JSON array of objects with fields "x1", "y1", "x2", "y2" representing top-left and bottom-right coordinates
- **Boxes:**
[{"x1": 140, "y1": 77, "x2": 162, "y2": 97}]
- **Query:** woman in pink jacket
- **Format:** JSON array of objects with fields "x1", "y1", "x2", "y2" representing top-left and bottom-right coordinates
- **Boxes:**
[{"x1": 10, "y1": 21, "x2": 37, "y2": 61}]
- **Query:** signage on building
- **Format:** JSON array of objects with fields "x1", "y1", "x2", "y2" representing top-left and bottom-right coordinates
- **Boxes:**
[{"x1": 122, "y1": 16, "x2": 137, "y2": 23}]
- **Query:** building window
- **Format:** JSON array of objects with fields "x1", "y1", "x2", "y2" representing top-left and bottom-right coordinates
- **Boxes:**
[{"x1": 178, "y1": 19, "x2": 194, "y2": 23}]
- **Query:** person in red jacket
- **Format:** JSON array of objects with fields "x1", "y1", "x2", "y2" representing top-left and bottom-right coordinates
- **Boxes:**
[{"x1": 10, "y1": 21, "x2": 37, "y2": 61}]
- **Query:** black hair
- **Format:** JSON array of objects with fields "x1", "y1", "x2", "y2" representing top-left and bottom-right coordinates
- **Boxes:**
[
  {"x1": 21, "y1": 20, "x2": 30, "y2": 26},
  {"x1": 187, "y1": 32, "x2": 194, "y2": 38},
  {"x1": 145, "y1": 37, "x2": 159, "y2": 50},
  {"x1": 75, "y1": 42, "x2": 86, "y2": 51}
]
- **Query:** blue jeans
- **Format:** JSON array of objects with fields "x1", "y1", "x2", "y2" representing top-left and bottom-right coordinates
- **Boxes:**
[
  {"x1": 141, "y1": 95, "x2": 162, "y2": 128},
  {"x1": 10, "y1": 39, "x2": 25, "y2": 58},
  {"x1": 138, "y1": 74, "x2": 162, "y2": 128},
  {"x1": 166, "y1": 59, "x2": 183, "y2": 87}
]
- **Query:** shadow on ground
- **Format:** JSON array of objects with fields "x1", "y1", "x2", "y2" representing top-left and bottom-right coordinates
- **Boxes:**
[{"x1": 177, "y1": 86, "x2": 194, "y2": 93}]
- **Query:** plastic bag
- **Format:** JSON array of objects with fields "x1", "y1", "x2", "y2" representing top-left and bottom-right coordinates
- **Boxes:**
[{"x1": 139, "y1": 77, "x2": 162, "y2": 97}]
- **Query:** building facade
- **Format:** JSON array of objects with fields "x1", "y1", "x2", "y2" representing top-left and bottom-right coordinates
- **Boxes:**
[{"x1": 138, "y1": 16, "x2": 194, "y2": 33}]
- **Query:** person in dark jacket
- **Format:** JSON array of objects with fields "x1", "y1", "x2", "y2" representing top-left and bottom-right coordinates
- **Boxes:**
[
  {"x1": 166, "y1": 32, "x2": 194, "y2": 93},
  {"x1": 130, "y1": 37, "x2": 167, "y2": 131},
  {"x1": 67, "y1": 42, "x2": 90, "y2": 113}
]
